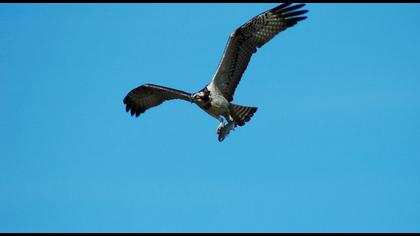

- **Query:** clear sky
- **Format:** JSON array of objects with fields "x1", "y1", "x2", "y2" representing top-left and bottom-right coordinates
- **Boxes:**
[{"x1": 1, "y1": 3, "x2": 420, "y2": 233}]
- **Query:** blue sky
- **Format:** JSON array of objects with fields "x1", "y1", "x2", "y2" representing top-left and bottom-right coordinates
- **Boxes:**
[{"x1": 1, "y1": 3, "x2": 420, "y2": 233}]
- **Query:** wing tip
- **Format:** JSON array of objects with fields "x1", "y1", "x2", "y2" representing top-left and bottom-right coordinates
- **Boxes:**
[
  {"x1": 272, "y1": 3, "x2": 308, "y2": 19},
  {"x1": 123, "y1": 94, "x2": 146, "y2": 118},
  {"x1": 287, "y1": 16, "x2": 308, "y2": 27},
  {"x1": 272, "y1": 3, "x2": 292, "y2": 12}
]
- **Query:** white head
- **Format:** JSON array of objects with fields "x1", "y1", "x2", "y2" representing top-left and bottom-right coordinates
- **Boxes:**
[{"x1": 192, "y1": 87, "x2": 210, "y2": 103}]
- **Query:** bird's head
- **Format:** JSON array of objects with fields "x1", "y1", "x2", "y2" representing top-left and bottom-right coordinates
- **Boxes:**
[{"x1": 192, "y1": 87, "x2": 210, "y2": 103}]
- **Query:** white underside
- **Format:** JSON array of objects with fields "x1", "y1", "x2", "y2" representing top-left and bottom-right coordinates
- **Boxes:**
[{"x1": 197, "y1": 84, "x2": 236, "y2": 141}]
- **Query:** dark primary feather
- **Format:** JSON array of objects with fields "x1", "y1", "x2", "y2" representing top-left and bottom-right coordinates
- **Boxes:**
[
  {"x1": 210, "y1": 3, "x2": 308, "y2": 102},
  {"x1": 123, "y1": 84, "x2": 192, "y2": 117}
]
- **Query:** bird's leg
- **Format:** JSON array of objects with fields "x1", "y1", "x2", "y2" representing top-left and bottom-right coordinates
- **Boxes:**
[
  {"x1": 228, "y1": 113, "x2": 234, "y2": 122},
  {"x1": 226, "y1": 111, "x2": 237, "y2": 129}
]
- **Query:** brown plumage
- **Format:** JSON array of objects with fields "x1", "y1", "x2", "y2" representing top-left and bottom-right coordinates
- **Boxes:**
[
  {"x1": 210, "y1": 3, "x2": 307, "y2": 102},
  {"x1": 123, "y1": 84, "x2": 192, "y2": 117},
  {"x1": 123, "y1": 4, "x2": 308, "y2": 141},
  {"x1": 229, "y1": 104, "x2": 258, "y2": 127}
]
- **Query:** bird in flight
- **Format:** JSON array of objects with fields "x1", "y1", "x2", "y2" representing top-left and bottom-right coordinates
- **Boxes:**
[{"x1": 123, "y1": 3, "x2": 308, "y2": 142}]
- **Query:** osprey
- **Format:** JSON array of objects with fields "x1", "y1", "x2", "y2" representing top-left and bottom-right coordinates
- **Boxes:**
[{"x1": 123, "y1": 3, "x2": 308, "y2": 142}]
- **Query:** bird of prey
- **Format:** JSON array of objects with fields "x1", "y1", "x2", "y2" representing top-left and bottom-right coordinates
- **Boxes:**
[{"x1": 123, "y1": 3, "x2": 308, "y2": 142}]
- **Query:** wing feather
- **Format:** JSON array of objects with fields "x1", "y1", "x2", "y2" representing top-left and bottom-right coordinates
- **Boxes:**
[
  {"x1": 123, "y1": 84, "x2": 192, "y2": 117},
  {"x1": 209, "y1": 3, "x2": 308, "y2": 102}
]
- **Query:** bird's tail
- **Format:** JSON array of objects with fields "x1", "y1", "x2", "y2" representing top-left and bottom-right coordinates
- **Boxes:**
[{"x1": 229, "y1": 104, "x2": 258, "y2": 127}]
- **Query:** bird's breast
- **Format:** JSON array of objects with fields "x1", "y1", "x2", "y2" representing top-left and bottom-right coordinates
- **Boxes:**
[{"x1": 206, "y1": 94, "x2": 230, "y2": 117}]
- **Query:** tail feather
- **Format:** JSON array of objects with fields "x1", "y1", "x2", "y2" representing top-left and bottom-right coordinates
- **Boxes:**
[{"x1": 229, "y1": 104, "x2": 258, "y2": 127}]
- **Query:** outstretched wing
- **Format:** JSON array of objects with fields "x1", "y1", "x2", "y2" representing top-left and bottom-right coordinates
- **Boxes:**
[
  {"x1": 209, "y1": 3, "x2": 308, "y2": 102},
  {"x1": 123, "y1": 84, "x2": 192, "y2": 117}
]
